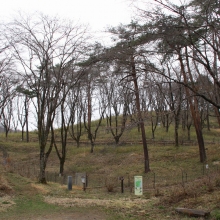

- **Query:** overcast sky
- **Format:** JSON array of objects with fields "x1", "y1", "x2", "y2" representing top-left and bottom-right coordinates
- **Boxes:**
[
  {"x1": 0, "y1": 0, "x2": 133, "y2": 31},
  {"x1": 0, "y1": 0, "x2": 135, "y2": 128},
  {"x1": 0, "y1": 0, "x2": 182, "y2": 44},
  {"x1": 0, "y1": 0, "x2": 135, "y2": 46}
]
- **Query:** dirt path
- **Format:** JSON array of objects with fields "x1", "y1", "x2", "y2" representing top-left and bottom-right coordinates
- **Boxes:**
[
  {"x1": 1, "y1": 211, "x2": 107, "y2": 220},
  {"x1": 0, "y1": 192, "x2": 155, "y2": 219},
  {"x1": 44, "y1": 196, "x2": 151, "y2": 209},
  {"x1": 20, "y1": 211, "x2": 107, "y2": 220},
  {"x1": 41, "y1": 196, "x2": 154, "y2": 220}
]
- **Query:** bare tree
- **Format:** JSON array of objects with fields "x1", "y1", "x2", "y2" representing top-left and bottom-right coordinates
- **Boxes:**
[
  {"x1": 106, "y1": 22, "x2": 154, "y2": 173},
  {"x1": 147, "y1": 82, "x2": 162, "y2": 139},
  {"x1": 68, "y1": 83, "x2": 84, "y2": 148},
  {"x1": 159, "y1": 68, "x2": 184, "y2": 147},
  {"x1": 52, "y1": 96, "x2": 71, "y2": 176},
  {"x1": 104, "y1": 71, "x2": 130, "y2": 145},
  {"x1": 134, "y1": 0, "x2": 209, "y2": 162},
  {"x1": 0, "y1": 75, "x2": 17, "y2": 138},
  {"x1": 8, "y1": 13, "x2": 88, "y2": 183},
  {"x1": 1, "y1": 98, "x2": 13, "y2": 138},
  {"x1": 82, "y1": 67, "x2": 106, "y2": 153},
  {"x1": 0, "y1": 29, "x2": 16, "y2": 125},
  {"x1": 15, "y1": 88, "x2": 34, "y2": 142},
  {"x1": 181, "y1": 97, "x2": 193, "y2": 141}
]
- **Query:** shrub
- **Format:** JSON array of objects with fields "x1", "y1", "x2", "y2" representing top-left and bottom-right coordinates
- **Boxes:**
[
  {"x1": 105, "y1": 176, "x2": 117, "y2": 193},
  {"x1": 0, "y1": 175, "x2": 12, "y2": 196},
  {"x1": 212, "y1": 210, "x2": 220, "y2": 220},
  {"x1": 105, "y1": 183, "x2": 115, "y2": 192},
  {"x1": 215, "y1": 177, "x2": 220, "y2": 187}
]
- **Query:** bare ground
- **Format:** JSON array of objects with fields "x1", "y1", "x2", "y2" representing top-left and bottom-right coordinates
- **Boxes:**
[
  {"x1": 15, "y1": 211, "x2": 108, "y2": 220},
  {"x1": 0, "y1": 195, "x2": 108, "y2": 220},
  {"x1": 0, "y1": 193, "x2": 155, "y2": 220}
]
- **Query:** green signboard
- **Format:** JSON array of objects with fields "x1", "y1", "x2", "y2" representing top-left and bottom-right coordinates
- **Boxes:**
[{"x1": 134, "y1": 176, "x2": 143, "y2": 195}]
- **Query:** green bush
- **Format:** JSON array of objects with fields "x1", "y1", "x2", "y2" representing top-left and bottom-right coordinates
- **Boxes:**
[{"x1": 212, "y1": 210, "x2": 220, "y2": 220}]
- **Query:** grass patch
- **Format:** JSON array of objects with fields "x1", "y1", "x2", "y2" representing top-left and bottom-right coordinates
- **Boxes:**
[
  {"x1": 0, "y1": 195, "x2": 63, "y2": 220},
  {"x1": 15, "y1": 195, "x2": 59, "y2": 213},
  {"x1": 212, "y1": 210, "x2": 220, "y2": 220}
]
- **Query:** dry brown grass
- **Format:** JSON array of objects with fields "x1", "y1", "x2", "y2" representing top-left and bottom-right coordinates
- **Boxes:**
[
  {"x1": 2, "y1": 130, "x2": 220, "y2": 219},
  {"x1": 105, "y1": 175, "x2": 118, "y2": 192},
  {"x1": 159, "y1": 172, "x2": 220, "y2": 208},
  {"x1": 0, "y1": 172, "x2": 14, "y2": 212},
  {"x1": 0, "y1": 174, "x2": 13, "y2": 197}
]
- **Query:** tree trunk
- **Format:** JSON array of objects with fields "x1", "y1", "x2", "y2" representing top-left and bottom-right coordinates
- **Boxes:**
[
  {"x1": 206, "y1": 109, "x2": 210, "y2": 131},
  {"x1": 59, "y1": 158, "x2": 65, "y2": 176},
  {"x1": 174, "y1": 108, "x2": 181, "y2": 147},
  {"x1": 38, "y1": 128, "x2": 53, "y2": 184},
  {"x1": 90, "y1": 141, "x2": 94, "y2": 153},
  {"x1": 151, "y1": 121, "x2": 155, "y2": 139},
  {"x1": 25, "y1": 97, "x2": 29, "y2": 142},
  {"x1": 165, "y1": 114, "x2": 169, "y2": 132},
  {"x1": 179, "y1": 51, "x2": 206, "y2": 162},
  {"x1": 76, "y1": 141, "x2": 80, "y2": 148},
  {"x1": 131, "y1": 54, "x2": 150, "y2": 173},
  {"x1": 21, "y1": 127, "x2": 24, "y2": 141},
  {"x1": 214, "y1": 106, "x2": 220, "y2": 128},
  {"x1": 174, "y1": 119, "x2": 179, "y2": 147},
  {"x1": 182, "y1": 111, "x2": 186, "y2": 130},
  {"x1": 114, "y1": 136, "x2": 120, "y2": 145},
  {"x1": 39, "y1": 149, "x2": 47, "y2": 184},
  {"x1": 187, "y1": 126, "x2": 191, "y2": 141},
  {"x1": 26, "y1": 122, "x2": 29, "y2": 143}
]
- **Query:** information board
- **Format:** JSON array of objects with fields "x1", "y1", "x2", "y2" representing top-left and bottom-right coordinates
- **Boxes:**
[{"x1": 134, "y1": 176, "x2": 143, "y2": 195}]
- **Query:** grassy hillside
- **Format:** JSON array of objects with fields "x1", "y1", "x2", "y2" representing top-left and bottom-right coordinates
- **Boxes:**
[{"x1": 1, "y1": 121, "x2": 220, "y2": 219}]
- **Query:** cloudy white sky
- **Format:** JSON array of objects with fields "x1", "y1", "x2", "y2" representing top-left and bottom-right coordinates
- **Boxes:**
[
  {"x1": 0, "y1": 0, "x2": 182, "y2": 44},
  {"x1": 0, "y1": 0, "x2": 133, "y2": 32},
  {"x1": 0, "y1": 0, "x2": 136, "y2": 129}
]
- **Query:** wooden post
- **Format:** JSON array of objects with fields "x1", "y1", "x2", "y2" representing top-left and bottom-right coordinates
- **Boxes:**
[
  {"x1": 176, "y1": 208, "x2": 210, "y2": 217},
  {"x1": 120, "y1": 177, "x2": 124, "y2": 193}
]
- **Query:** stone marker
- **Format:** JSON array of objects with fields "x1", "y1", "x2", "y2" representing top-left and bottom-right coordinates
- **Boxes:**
[{"x1": 67, "y1": 176, "x2": 72, "y2": 190}]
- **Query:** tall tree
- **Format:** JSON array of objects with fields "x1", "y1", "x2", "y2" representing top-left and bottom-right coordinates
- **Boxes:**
[
  {"x1": 68, "y1": 83, "x2": 84, "y2": 148},
  {"x1": 106, "y1": 22, "x2": 155, "y2": 172},
  {"x1": 16, "y1": 87, "x2": 35, "y2": 142},
  {"x1": 1, "y1": 98, "x2": 13, "y2": 138},
  {"x1": 82, "y1": 67, "x2": 106, "y2": 153},
  {"x1": 9, "y1": 13, "x2": 88, "y2": 183},
  {"x1": 52, "y1": 97, "x2": 71, "y2": 176},
  {"x1": 135, "y1": 0, "x2": 208, "y2": 162},
  {"x1": 104, "y1": 70, "x2": 130, "y2": 145},
  {"x1": 0, "y1": 75, "x2": 17, "y2": 138}
]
